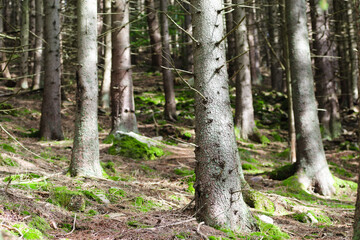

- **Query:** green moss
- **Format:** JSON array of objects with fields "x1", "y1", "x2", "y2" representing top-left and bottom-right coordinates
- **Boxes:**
[
  {"x1": 251, "y1": 218, "x2": 290, "y2": 239},
  {"x1": 108, "y1": 135, "x2": 164, "y2": 160},
  {"x1": 243, "y1": 190, "x2": 275, "y2": 213},
  {"x1": 331, "y1": 166, "x2": 353, "y2": 178},
  {"x1": 107, "y1": 187, "x2": 126, "y2": 203},
  {"x1": 4, "y1": 173, "x2": 41, "y2": 182},
  {"x1": 140, "y1": 164, "x2": 155, "y2": 173},
  {"x1": 28, "y1": 216, "x2": 51, "y2": 234},
  {"x1": 292, "y1": 211, "x2": 332, "y2": 225},
  {"x1": 276, "y1": 148, "x2": 290, "y2": 159},
  {"x1": 13, "y1": 223, "x2": 44, "y2": 240},
  {"x1": 0, "y1": 156, "x2": 18, "y2": 166},
  {"x1": 271, "y1": 132, "x2": 283, "y2": 142},
  {"x1": 87, "y1": 209, "x2": 98, "y2": 216},
  {"x1": 174, "y1": 168, "x2": 194, "y2": 176},
  {"x1": 333, "y1": 176, "x2": 357, "y2": 191},
  {"x1": 242, "y1": 163, "x2": 258, "y2": 170},
  {"x1": 133, "y1": 196, "x2": 161, "y2": 212},
  {"x1": 269, "y1": 164, "x2": 296, "y2": 180},
  {"x1": 182, "y1": 132, "x2": 192, "y2": 139},
  {"x1": 1, "y1": 143, "x2": 16, "y2": 153},
  {"x1": 82, "y1": 189, "x2": 106, "y2": 204},
  {"x1": 101, "y1": 161, "x2": 116, "y2": 173},
  {"x1": 260, "y1": 135, "x2": 271, "y2": 145},
  {"x1": 50, "y1": 186, "x2": 86, "y2": 211},
  {"x1": 126, "y1": 220, "x2": 151, "y2": 228}
]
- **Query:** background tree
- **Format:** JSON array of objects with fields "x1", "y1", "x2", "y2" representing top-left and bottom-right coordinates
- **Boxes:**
[
  {"x1": 70, "y1": 0, "x2": 102, "y2": 177},
  {"x1": 39, "y1": 0, "x2": 63, "y2": 140},
  {"x1": 19, "y1": 0, "x2": 29, "y2": 89},
  {"x1": 192, "y1": 0, "x2": 256, "y2": 231},
  {"x1": 145, "y1": 0, "x2": 162, "y2": 69},
  {"x1": 286, "y1": 0, "x2": 334, "y2": 196},
  {"x1": 32, "y1": 0, "x2": 43, "y2": 90},
  {"x1": 111, "y1": 0, "x2": 138, "y2": 133}
]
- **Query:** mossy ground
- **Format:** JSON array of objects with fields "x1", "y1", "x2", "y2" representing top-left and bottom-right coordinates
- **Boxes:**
[{"x1": 0, "y1": 74, "x2": 357, "y2": 239}]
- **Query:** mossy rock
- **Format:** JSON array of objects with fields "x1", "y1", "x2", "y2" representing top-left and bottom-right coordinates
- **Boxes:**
[
  {"x1": 108, "y1": 133, "x2": 164, "y2": 160},
  {"x1": 269, "y1": 164, "x2": 296, "y2": 180},
  {"x1": 243, "y1": 190, "x2": 275, "y2": 213},
  {"x1": 50, "y1": 187, "x2": 86, "y2": 212},
  {"x1": 251, "y1": 217, "x2": 290, "y2": 239}
]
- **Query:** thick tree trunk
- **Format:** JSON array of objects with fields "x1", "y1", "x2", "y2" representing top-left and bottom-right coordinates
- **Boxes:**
[
  {"x1": 32, "y1": 0, "x2": 43, "y2": 90},
  {"x1": 100, "y1": 0, "x2": 111, "y2": 109},
  {"x1": 111, "y1": 0, "x2": 138, "y2": 133},
  {"x1": 310, "y1": 0, "x2": 341, "y2": 140},
  {"x1": 191, "y1": 0, "x2": 256, "y2": 232},
  {"x1": 39, "y1": 0, "x2": 63, "y2": 140},
  {"x1": 145, "y1": 0, "x2": 162, "y2": 69},
  {"x1": 70, "y1": 0, "x2": 102, "y2": 178},
  {"x1": 160, "y1": 0, "x2": 176, "y2": 121},
  {"x1": 286, "y1": 0, "x2": 335, "y2": 196},
  {"x1": 19, "y1": 0, "x2": 29, "y2": 89},
  {"x1": 234, "y1": 0, "x2": 255, "y2": 140},
  {"x1": 0, "y1": 0, "x2": 11, "y2": 79}
]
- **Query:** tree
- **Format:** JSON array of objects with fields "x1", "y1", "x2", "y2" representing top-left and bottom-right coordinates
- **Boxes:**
[
  {"x1": 145, "y1": 0, "x2": 162, "y2": 69},
  {"x1": 70, "y1": 0, "x2": 102, "y2": 177},
  {"x1": 310, "y1": 0, "x2": 341, "y2": 140},
  {"x1": 160, "y1": 0, "x2": 177, "y2": 121},
  {"x1": 19, "y1": 0, "x2": 29, "y2": 89},
  {"x1": 192, "y1": 0, "x2": 256, "y2": 231},
  {"x1": 0, "y1": 0, "x2": 11, "y2": 79},
  {"x1": 286, "y1": 0, "x2": 334, "y2": 196},
  {"x1": 100, "y1": 0, "x2": 112, "y2": 109},
  {"x1": 32, "y1": 0, "x2": 43, "y2": 90},
  {"x1": 111, "y1": 0, "x2": 138, "y2": 133},
  {"x1": 234, "y1": 0, "x2": 255, "y2": 140},
  {"x1": 181, "y1": 2, "x2": 193, "y2": 72},
  {"x1": 224, "y1": 0, "x2": 236, "y2": 82},
  {"x1": 39, "y1": 0, "x2": 63, "y2": 140}
]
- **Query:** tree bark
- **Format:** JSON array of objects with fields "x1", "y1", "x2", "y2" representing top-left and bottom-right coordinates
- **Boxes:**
[
  {"x1": 19, "y1": 0, "x2": 29, "y2": 89},
  {"x1": 286, "y1": 0, "x2": 335, "y2": 196},
  {"x1": 145, "y1": 0, "x2": 162, "y2": 69},
  {"x1": 224, "y1": 0, "x2": 236, "y2": 83},
  {"x1": 0, "y1": 0, "x2": 11, "y2": 79},
  {"x1": 111, "y1": 0, "x2": 138, "y2": 133},
  {"x1": 234, "y1": 0, "x2": 255, "y2": 140},
  {"x1": 160, "y1": 0, "x2": 176, "y2": 121},
  {"x1": 181, "y1": 2, "x2": 193, "y2": 72},
  {"x1": 32, "y1": 0, "x2": 43, "y2": 90},
  {"x1": 191, "y1": 0, "x2": 256, "y2": 232},
  {"x1": 70, "y1": 0, "x2": 102, "y2": 178},
  {"x1": 39, "y1": 0, "x2": 63, "y2": 141},
  {"x1": 100, "y1": 0, "x2": 111, "y2": 109},
  {"x1": 247, "y1": 0, "x2": 260, "y2": 85}
]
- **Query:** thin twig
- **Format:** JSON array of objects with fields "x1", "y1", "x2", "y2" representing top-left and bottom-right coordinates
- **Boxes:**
[
  {"x1": 161, "y1": 66, "x2": 193, "y2": 75},
  {"x1": 196, "y1": 222, "x2": 208, "y2": 240},
  {"x1": 217, "y1": 16, "x2": 245, "y2": 45},
  {"x1": 146, "y1": 217, "x2": 196, "y2": 230},
  {"x1": 164, "y1": 12, "x2": 198, "y2": 44},
  {"x1": 64, "y1": 214, "x2": 77, "y2": 235}
]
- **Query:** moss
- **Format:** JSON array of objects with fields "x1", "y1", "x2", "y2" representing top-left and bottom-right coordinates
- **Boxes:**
[
  {"x1": 333, "y1": 176, "x2": 357, "y2": 191},
  {"x1": 260, "y1": 135, "x2": 271, "y2": 145},
  {"x1": 13, "y1": 223, "x2": 44, "y2": 240},
  {"x1": 242, "y1": 163, "x2": 258, "y2": 170},
  {"x1": 87, "y1": 209, "x2": 98, "y2": 216},
  {"x1": 276, "y1": 148, "x2": 290, "y2": 159},
  {"x1": 133, "y1": 196, "x2": 161, "y2": 212},
  {"x1": 331, "y1": 166, "x2": 353, "y2": 178},
  {"x1": 4, "y1": 173, "x2": 41, "y2": 182},
  {"x1": 174, "y1": 168, "x2": 194, "y2": 176},
  {"x1": 50, "y1": 186, "x2": 86, "y2": 211},
  {"x1": 101, "y1": 161, "x2": 116, "y2": 173},
  {"x1": 269, "y1": 164, "x2": 296, "y2": 180},
  {"x1": 108, "y1": 135, "x2": 164, "y2": 160},
  {"x1": 182, "y1": 132, "x2": 192, "y2": 139},
  {"x1": 0, "y1": 156, "x2": 18, "y2": 166},
  {"x1": 243, "y1": 190, "x2": 275, "y2": 213},
  {"x1": 107, "y1": 187, "x2": 126, "y2": 203},
  {"x1": 82, "y1": 189, "x2": 109, "y2": 204},
  {"x1": 271, "y1": 132, "x2": 283, "y2": 142},
  {"x1": 28, "y1": 216, "x2": 51, "y2": 235},
  {"x1": 251, "y1": 217, "x2": 290, "y2": 239},
  {"x1": 1, "y1": 143, "x2": 16, "y2": 153},
  {"x1": 292, "y1": 211, "x2": 332, "y2": 225}
]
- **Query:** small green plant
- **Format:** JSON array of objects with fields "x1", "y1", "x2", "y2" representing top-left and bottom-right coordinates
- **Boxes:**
[
  {"x1": 0, "y1": 156, "x2": 18, "y2": 166},
  {"x1": 271, "y1": 132, "x2": 283, "y2": 142},
  {"x1": 87, "y1": 209, "x2": 98, "y2": 216},
  {"x1": 260, "y1": 135, "x2": 271, "y2": 145},
  {"x1": 1, "y1": 143, "x2": 16, "y2": 153},
  {"x1": 133, "y1": 196, "x2": 161, "y2": 212}
]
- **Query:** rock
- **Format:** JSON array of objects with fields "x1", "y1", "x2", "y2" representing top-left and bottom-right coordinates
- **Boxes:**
[{"x1": 259, "y1": 215, "x2": 274, "y2": 224}]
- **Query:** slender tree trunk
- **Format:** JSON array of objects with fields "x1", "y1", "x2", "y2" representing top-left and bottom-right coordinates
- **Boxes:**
[
  {"x1": 247, "y1": 0, "x2": 260, "y2": 85},
  {"x1": 19, "y1": 0, "x2": 29, "y2": 89},
  {"x1": 100, "y1": 0, "x2": 111, "y2": 109},
  {"x1": 286, "y1": 0, "x2": 335, "y2": 196},
  {"x1": 0, "y1": 0, "x2": 11, "y2": 79},
  {"x1": 145, "y1": 0, "x2": 162, "y2": 69},
  {"x1": 310, "y1": 0, "x2": 341, "y2": 140},
  {"x1": 70, "y1": 0, "x2": 102, "y2": 177},
  {"x1": 191, "y1": 0, "x2": 256, "y2": 232},
  {"x1": 111, "y1": 0, "x2": 138, "y2": 133},
  {"x1": 181, "y1": 2, "x2": 193, "y2": 72},
  {"x1": 32, "y1": 0, "x2": 43, "y2": 90},
  {"x1": 39, "y1": 0, "x2": 63, "y2": 140},
  {"x1": 160, "y1": 0, "x2": 176, "y2": 121},
  {"x1": 224, "y1": 0, "x2": 236, "y2": 82},
  {"x1": 234, "y1": 0, "x2": 255, "y2": 140},
  {"x1": 280, "y1": 0, "x2": 296, "y2": 163}
]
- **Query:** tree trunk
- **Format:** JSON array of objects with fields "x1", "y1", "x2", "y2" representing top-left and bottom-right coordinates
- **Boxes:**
[
  {"x1": 39, "y1": 0, "x2": 63, "y2": 140},
  {"x1": 191, "y1": 0, "x2": 256, "y2": 232},
  {"x1": 111, "y1": 0, "x2": 138, "y2": 133},
  {"x1": 32, "y1": 0, "x2": 43, "y2": 90},
  {"x1": 145, "y1": 0, "x2": 162, "y2": 69},
  {"x1": 100, "y1": 0, "x2": 111, "y2": 109},
  {"x1": 224, "y1": 0, "x2": 236, "y2": 83},
  {"x1": 19, "y1": 0, "x2": 29, "y2": 89},
  {"x1": 247, "y1": 0, "x2": 260, "y2": 85},
  {"x1": 310, "y1": 0, "x2": 341, "y2": 140},
  {"x1": 234, "y1": 0, "x2": 255, "y2": 140},
  {"x1": 0, "y1": 0, "x2": 11, "y2": 79},
  {"x1": 70, "y1": 0, "x2": 102, "y2": 178},
  {"x1": 286, "y1": 0, "x2": 335, "y2": 196},
  {"x1": 181, "y1": 2, "x2": 193, "y2": 72},
  {"x1": 160, "y1": 0, "x2": 176, "y2": 121}
]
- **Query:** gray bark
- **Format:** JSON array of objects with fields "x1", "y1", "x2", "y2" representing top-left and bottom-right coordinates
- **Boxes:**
[
  {"x1": 145, "y1": 0, "x2": 162, "y2": 69},
  {"x1": 100, "y1": 0, "x2": 111, "y2": 109},
  {"x1": 0, "y1": 0, "x2": 11, "y2": 79},
  {"x1": 32, "y1": 0, "x2": 43, "y2": 90},
  {"x1": 234, "y1": 0, "x2": 255, "y2": 140},
  {"x1": 111, "y1": 0, "x2": 138, "y2": 133},
  {"x1": 286, "y1": 0, "x2": 335, "y2": 196},
  {"x1": 70, "y1": 0, "x2": 102, "y2": 178},
  {"x1": 192, "y1": 0, "x2": 256, "y2": 231},
  {"x1": 19, "y1": 0, "x2": 29, "y2": 89},
  {"x1": 224, "y1": 0, "x2": 236, "y2": 82}
]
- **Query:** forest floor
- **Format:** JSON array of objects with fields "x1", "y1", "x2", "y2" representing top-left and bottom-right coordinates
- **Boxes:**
[{"x1": 0, "y1": 71, "x2": 358, "y2": 239}]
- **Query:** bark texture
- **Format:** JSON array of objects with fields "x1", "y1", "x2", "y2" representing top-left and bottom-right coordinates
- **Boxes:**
[
  {"x1": 0, "y1": 0, "x2": 11, "y2": 79},
  {"x1": 19, "y1": 0, "x2": 29, "y2": 89},
  {"x1": 234, "y1": 0, "x2": 255, "y2": 140},
  {"x1": 32, "y1": 0, "x2": 43, "y2": 90},
  {"x1": 111, "y1": 0, "x2": 138, "y2": 133},
  {"x1": 310, "y1": 0, "x2": 341, "y2": 140},
  {"x1": 39, "y1": 0, "x2": 63, "y2": 140},
  {"x1": 224, "y1": 0, "x2": 236, "y2": 81},
  {"x1": 286, "y1": 0, "x2": 334, "y2": 196},
  {"x1": 70, "y1": 0, "x2": 102, "y2": 177},
  {"x1": 160, "y1": 0, "x2": 176, "y2": 121},
  {"x1": 145, "y1": 0, "x2": 162, "y2": 69},
  {"x1": 192, "y1": 0, "x2": 256, "y2": 232},
  {"x1": 100, "y1": 0, "x2": 111, "y2": 109}
]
